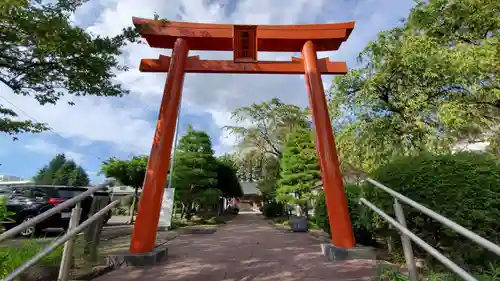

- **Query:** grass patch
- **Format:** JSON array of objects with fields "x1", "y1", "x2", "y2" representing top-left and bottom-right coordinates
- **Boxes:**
[
  {"x1": 374, "y1": 263, "x2": 500, "y2": 281},
  {"x1": 0, "y1": 240, "x2": 64, "y2": 279},
  {"x1": 0, "y1": 233, "x2": 118, "y2": 280}
]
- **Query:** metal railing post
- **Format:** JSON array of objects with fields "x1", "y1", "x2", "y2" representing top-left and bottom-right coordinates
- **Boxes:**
[
  {"x1": 393, "y1": 199, "x2": 418, "y2": 281},
  {"x1": 57, "y1": 202, "x2": 82, "y2": 281}
]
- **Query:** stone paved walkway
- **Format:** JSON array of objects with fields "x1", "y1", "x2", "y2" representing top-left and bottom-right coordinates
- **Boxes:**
[{"x1": 95, "y1": 214, "x2": 381, "y2": 281}]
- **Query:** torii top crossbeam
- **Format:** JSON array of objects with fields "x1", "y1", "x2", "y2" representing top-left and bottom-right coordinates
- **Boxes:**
[{"x1": 132, "y1": 17, "x2": 355, "y2": 74}]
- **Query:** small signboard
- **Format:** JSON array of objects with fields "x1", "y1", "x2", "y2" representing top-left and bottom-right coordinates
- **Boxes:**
[
  {"x1": 158, "y1": 188, "x2": 175, "y2": 229},
  {"x1": 233, "y1": 25, "x2": 257, "y2": 62}
]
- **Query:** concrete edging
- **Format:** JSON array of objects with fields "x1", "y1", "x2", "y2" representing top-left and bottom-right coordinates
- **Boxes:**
[
  {"x1": 267, "y1": 219, "x2": 331, "y2": 243},
  {"x1": 105, "y1": 243, "x2": 169, "y2": 268},
  {"x1": 321, "y1": 243, "x2": 376, "y2": 261}
]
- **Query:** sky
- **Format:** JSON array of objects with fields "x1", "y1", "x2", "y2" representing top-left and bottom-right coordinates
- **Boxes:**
[{"x1": 0, "y1": 0, "x2": 416, "y2": 183}]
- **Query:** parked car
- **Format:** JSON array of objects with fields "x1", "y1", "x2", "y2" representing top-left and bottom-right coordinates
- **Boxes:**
[
  {"x1": 1, "y1": 185, "x2": 112, "y2": 237},
  {"x1": 0, "y1": 186, "x2": 10, "y2": 195}
]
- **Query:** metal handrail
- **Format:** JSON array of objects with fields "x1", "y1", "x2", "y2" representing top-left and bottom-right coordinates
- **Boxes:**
[
  {"x1": 0, "y1": 179, "x2": 115, "y2": 242},
  {"x1": 2, "y1": 196, "x2": 131, "y2": 281},
  {"x1": 360, "y1": 178, "x2": 500, "y2": 281},
  {"x1": 365, "y1": 178, "x2": 500, "y2": 256},
  {"x1": 1, "y1": 191, "x2": 133, "y2": 281}
]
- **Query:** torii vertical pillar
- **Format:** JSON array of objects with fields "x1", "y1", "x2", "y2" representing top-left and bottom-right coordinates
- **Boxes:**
[
  {"x1": 129, "y1": 38, "x2": 189, "y2": 253},
  {"x1": 303, "y1": 40, "x2": 355, "y2": 248}
]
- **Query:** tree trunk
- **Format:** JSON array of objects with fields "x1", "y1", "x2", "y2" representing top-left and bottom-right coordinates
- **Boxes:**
[
  {"x1": 172, "y1": 202, "x2": 177, "y2": 219},
  {"x1": 180, "y1": 202, "x2": 186, "y2": 219}
]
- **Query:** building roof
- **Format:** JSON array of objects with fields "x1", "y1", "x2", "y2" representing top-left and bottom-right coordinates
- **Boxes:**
[{"x1": 240, "y1": 182, "x2": 260, "y2": 195}]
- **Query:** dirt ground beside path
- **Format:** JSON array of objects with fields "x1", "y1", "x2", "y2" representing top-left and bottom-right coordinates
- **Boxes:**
[{"x1": 94, "y1": 214, "x2": 381, "y2": 281}]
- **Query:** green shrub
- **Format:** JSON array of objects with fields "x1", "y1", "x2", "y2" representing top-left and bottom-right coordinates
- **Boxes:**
[
  {"x1": 0, "y1": 241, "x2": 63, "y2": 279},
  {"x1": 313, "y1": 191, "x2": 329, "y2": 233},
  {"x1": 0, "y1": 196, "x2": 15, "y2": 233},
  {"x1": 313, "y1": 184, "x2": 376, "y2": 246},
  {"x1": 170, "y1": 217, "x2": 188, "y2": 229},
  {"x1": 375, "y1": 262, "x2": 500, "y2": 281},
  {"x1": 367, "y1": 152, "x2": 500, "y2": 271},
  {"x1": 262, "y1": 201, "x2": 284, "y2": 218}
]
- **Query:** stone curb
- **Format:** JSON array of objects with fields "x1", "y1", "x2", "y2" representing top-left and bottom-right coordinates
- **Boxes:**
[
  {"x1": 100, "y1": 227, "x2": 133, "y2": 241},
  {"x1": 71, "y1": 265, "x2": 114, "y2": 281},
  {"x1": 72, "y1": 230, "x2": 176, "y2": 280},
  {"x1": 267, "y1": 220, "x2": 331, "y2": 243},
  {"x1": 308, "y1": 229, "x2": 331, "y2": 243},
  {"x1": 176, "y1": 226, "x2": 218, "y2": 234}
]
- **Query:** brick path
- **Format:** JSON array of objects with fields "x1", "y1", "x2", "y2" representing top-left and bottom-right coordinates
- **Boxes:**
[{"x1": 94, "y1": 214, "x2": 381, "y2": 281}]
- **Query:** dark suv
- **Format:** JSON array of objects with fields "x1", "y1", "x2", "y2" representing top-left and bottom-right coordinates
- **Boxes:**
[{"x1": 1, "y1": 185, "x2": 112, "y2": 237}]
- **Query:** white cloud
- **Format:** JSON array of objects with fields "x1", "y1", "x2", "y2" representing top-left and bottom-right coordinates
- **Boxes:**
[
  {"x1": 1, "y1": 0, "x2": 416, "y2": 160},
  {"x1": 24, "y1": 139, "x2": 85, "y2": 164},
  {"x1": 2, "y1": 91, "x2": 155, "y2": 154}
]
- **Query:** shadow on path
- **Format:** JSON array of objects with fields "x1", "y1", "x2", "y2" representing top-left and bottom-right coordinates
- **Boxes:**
[{"x1": 95, "y1": 214, "x2": 380, "y2": 281}]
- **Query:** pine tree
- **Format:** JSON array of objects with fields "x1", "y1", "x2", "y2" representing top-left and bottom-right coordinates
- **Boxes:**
[
  {"x1": 33, "y1": 154, "x2": 67, "y2": 184},
  {"x1": 214, "y1": 156, "x2": 243, "y2": 198},
  {"x1": 53, "y1": 160, "x2": 77, "y2": 185},
  {"x1": 68, "y1": 166, "x2": 90, "y2": 186},
  {"x1": 173, "y1": 125, "x2": 218, "y2": 217},
  {"x1": 33, "y1": 154, "x2": 90, "y2": 186},
  {"x1": 277, "y1": 127, "x2": 321, "y2": 217}
]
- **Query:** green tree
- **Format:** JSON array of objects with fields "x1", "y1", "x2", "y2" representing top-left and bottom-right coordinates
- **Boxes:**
[
  {"x1": 235, "y1": 151, "x2": 264, "y2": 182},
  {"x1": 276, "y1": 127, "x2": 321, "y2": 217},
  {"x1": 225, "y1": 98, "x2": 309, "y2": 158},
  {"x1": 0, "y1": 0, "x2": 140, "y2": 136},
  {"x1": 214, "y1": 155, "x2": 243, "y2": 198},
  {"x1": 33, "y1": 153, "x2": 89, "y2": 186},
  {"x1": 328, "y1": 0, "x2": 499, "y2": 170},
  {"x1": 256, "y1": 155, "x2": 280, "y2": 202},
  {"x1": 52, "y1": 160, "x2": 77, "y2": 185},
  {"x1": 195, "y1": 188, "x2": 222, "y2": 214},
  {"x1": 33, "y1": 153, "x2": 67, "y2": 184},
  {"x1": 173, "y1": 125, "x2": 218, "y2": 218},
  {"x1": 68, "y1": 166, "x2": 90, "y2": 187},
  {"x1": 100, "y1": 155, "x2": 148, "y2": 224},
  {"x1": 226, "y1": 99, "x2": 310, "y2": 200}
]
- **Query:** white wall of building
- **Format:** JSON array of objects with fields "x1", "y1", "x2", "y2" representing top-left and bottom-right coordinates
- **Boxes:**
[
  {"x1": 452, "y1": 141, "x2": 490, "y2": 153},
  {"x1": 0, "y1": 175, "x2": 25, "y2": 182}
]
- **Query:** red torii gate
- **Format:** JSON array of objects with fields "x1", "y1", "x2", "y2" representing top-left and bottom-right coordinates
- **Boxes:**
[{"x1": 130, "y1": 17, "x2": 356, "y2": 254}]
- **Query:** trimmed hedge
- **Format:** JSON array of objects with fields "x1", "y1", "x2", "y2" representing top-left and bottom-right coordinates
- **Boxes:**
[
  {"x1": 314, "y1": 184, "x2": 376, "y2": 246},
  {"x1": 262, "y1": 201, "x2": 285, "y2": 218},
  {"x1": 313, "y1": 191, "x2": 329, "y2": 233},
  {"x1": 367, "y1": 152, "x2": 500, "y2": 270}
]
